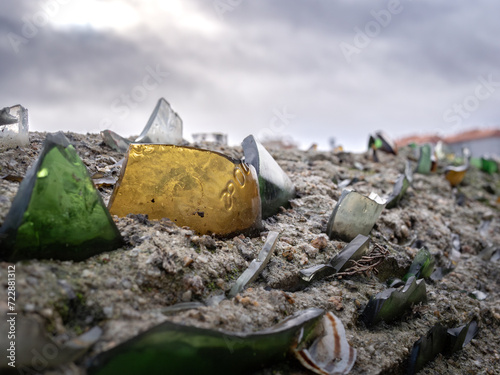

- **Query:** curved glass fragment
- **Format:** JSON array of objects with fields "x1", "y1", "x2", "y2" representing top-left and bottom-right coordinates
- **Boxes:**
[
  {"x1": 300, "y1": 234, "x2": 370, "y2": 282},
  {"x1": 108, "y1": 144, "x2": 261, "y2": 235},
  {"x1": 481, "y1": 157, "x2": 499, "y2": 174},
  {"x1": 326, "y1": 190, "x2": 385, "y2": 241},
  {"x1": 386, "y1": 161, "x2": 413, "y2": 209},
  {"x1": 242, "y1": 135, "x2": 296, "y2": 218},
  {"x1": 0, "y1": 132, "x2": 124, "y2": 261},
  {"x1": 0, "y1": 104, "x2": 29, "y2": 147},
  {"x1": 101, "y1": 130, "x2": 131, "y2": 153},
  {"x1": 88, "y1": 308, "x2": 324, "y2": 375},
  {"x1": 360, "y1": 276, "x2": 427, "y2": 327},
  {"x1": 415, "y1": 144, "x2": 432, "y2": 174},
  {"x1": 229, "y1": 231, "x2": 279, "y2": 297},
  {"x1": 407, "y1": 320, "x2": 478, "y2": 375},
  {"x1": 135, "y1": 98, "x2": 183, "y2": 144},
  {"x1": 402, "y1": 247, "x2": 435, "y2": 282}
]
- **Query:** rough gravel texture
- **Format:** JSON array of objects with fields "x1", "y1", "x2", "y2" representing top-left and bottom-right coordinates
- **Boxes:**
[{"x1": 0, "y1": 132, "x2": 499, "y2": 375}]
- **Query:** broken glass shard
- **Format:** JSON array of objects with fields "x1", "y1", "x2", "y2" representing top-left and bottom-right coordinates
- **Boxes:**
[
  {"x1": 242, "y1": 135, "x2": 296, "y2": 218},
  {"x1": 192, "y1": 132, "x2": 228, "y2": 145},
  {"x1": 445, "y1": 148, "x2": 470, "y2": 187},
  {"x1": 135, "y1": 98, "x2": 183, "y2": 144},
  {"x1": 407, "y1": 320, "x2": 478, "y2": 375},
  {"x1": 108, "y1": 144, "x2": 261, "y2": 235},
  {"x1": 294, "y1": 312, "x2": 357, "y2": 375},
  {"x1": 300, "y1": 234, "x2": 370, "y2": 282},
  {"x1": 481, "y1": 157, "x2": 498, "y2": 174},
  {"x1": 337, "y1": 177, "x2": 360, "y2": 190},
  {"x1": 101, "y1": 129, "x2": 131, "y2": 153},
  {"x1": 326, "y1": 190, "x2": 385, "y2": 241},
  {"x1": 386, "y1": 161, "x2": 413, "y2": 209},
  {"x1": 0, "y1": 105, "x2": 29, "y2": 147},
  {"x1": 88, "y1": 308, "x2": 324, "y2": 375},
  {"x1": 229, "y1": 231, "x2": 279, "y2": 297},
  {"x1": 468, "y1": 290, "x2": 487, "y2": 300},
  {"x1": 360, "y1": 276, "x2": 427, "y2": 327},
  {"x1": 368, "y1": 131, "x2": 398, "y2": 155},
  {"x1": 0, "y1": 132, "x2": 124, "y2": 262},
  {"x1": 415, "y1": 144, "x2": 432, "y2": 174},
  {"x1": 402, "y1": 247, "x2": 435, "y2": 282}
]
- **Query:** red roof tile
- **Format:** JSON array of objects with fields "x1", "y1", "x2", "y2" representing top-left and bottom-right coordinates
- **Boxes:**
[{"x1": 444, "y1": 128, "x2": 500, "y2": 144}]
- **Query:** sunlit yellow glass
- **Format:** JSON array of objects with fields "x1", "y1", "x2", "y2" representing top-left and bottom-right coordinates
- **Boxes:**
[{"x1": 108, "y1": 144, "x2": 261, "y2": 235}]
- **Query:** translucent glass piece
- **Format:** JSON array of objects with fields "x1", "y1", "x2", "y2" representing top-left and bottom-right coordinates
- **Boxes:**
[
  {"x1": 108, "y1": 144, "x2": 262, "y2": 235},
  {"x1": 300, "y1": 234, "x2": 370, "y2": 282},
  {"x1": 415, "y1": 144, "x2": 432, "y2": 174},
  {"x1": 101, "y1": 129, "x2": 131, "y2": 153},
  {"x1": 0, "y1": 132, "x2": 124, "y2": 262},
  {"x1": 445, "y1": 148, "x2": 470, "y2": 187},
  {"x1": 229, "y1": 231, "x2": 279, "y2": 297},
  {"x1": 360, "y1": 276, "x2": 427, "y2": 327},
  {"x1": 135, "y1": 98, "x2": 183, "y2": 144},
  {"x1": 386, "y1": 161, "x2": 413, "y2": 209},
  {"x1": 407, "y1": 320, "x2": 478, "y2": 375},
  {"x1": 88, "y1": 308, "x2": 324, "y2": 375},
  {"x1": 326, "y1": 190, "x2": 386, "y2": 241},
  {"x1": 402, "y1": 247, "x2": 434, "y2": 282},
  {"x1": 192, "y1": 132, "x2": 228, "y2": 145},
  {"x1": 368, "y1": 131, "x2": 397, "y2": 155},
  {"x1": 481, "y1": 157, "x2": 498, "y2": 174},
  {"x1": 0, "y1": 105, "x2": 29, "y2": 147},
  {"x1": 294, "y1": 312, "x2": 357, "y2": 375},
  {"x1": 242, "y1": 135, "x2": 296, "y2": 218}
]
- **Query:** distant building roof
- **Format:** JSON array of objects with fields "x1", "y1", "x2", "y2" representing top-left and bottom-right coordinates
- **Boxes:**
[
  {"x1": 395, "y1": 134, "x2": 443, "y2": 148},
  {"x1": 395, "y1": 128, "x2": 500, "y2": 147}
]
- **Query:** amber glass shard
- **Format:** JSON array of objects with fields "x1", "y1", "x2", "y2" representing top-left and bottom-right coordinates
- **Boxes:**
[
  {"x1": 135, "y1": 98, "x2": 183, "y2": 144},
  {"x1": 242, "y1": 135, "x2": 296, "y2": 218},
  {"x1": 108, "y1": 144, "x2": 261, "y2": 235},
  {"x1": 326, "y1": 190, "x2": 385, "y2": 241},
  {"x1": 0, "y1": 132, "x2": 124, "y2": 262},
  {"x1": 101, "y1": 130, "x2": 131, "y2": 153},
  {"x1": 0, "y1": 104, "x2": 29, "y2": 147}
]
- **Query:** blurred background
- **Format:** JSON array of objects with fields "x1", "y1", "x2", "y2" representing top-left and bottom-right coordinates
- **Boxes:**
[{"x1": 1, "y1": 0, "x2": 499, "y2": 151}]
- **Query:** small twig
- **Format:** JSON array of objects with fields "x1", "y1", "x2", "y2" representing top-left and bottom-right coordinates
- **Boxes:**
[{"x1": 335, "y1": 242, "x2": 389, "y2": 278}]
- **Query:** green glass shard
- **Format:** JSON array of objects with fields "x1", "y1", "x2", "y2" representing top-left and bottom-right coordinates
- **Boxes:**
[
  {"x1": 88, "y1": 308, "x2": 324, "y2": 375},
  {"x1": 415, "y1": 144, "x2": 432, "y2": 174},
  {"x1": 300, "y1": 234, "x2": 370, "y2": 282},
  {"x1": 481, "y1": 158, "x2": 498, "y2": 174},
  {"x1": 228, "y1": 231, "x2": 279, "y2": 297},
  {"x1": 326, "y1": 190, "x2": 385, "y2": 241},
  {"x1": 242, "y1": 135, "x2": 296, "y2": 218},
  {"x1": 360, "y1": 276, "x2": 427, "y2": 327},
  {"x1": 407, "y1": 320, "x2": 478, "y2": 375},
  {"x1": 135, "y1": 98, "x2": 183, "y2": 144},
  {"x1": 402, "y1": 247, "x2": 435, "y2": 282},
  {"x1": 101, "y1": 129, "x2": 131, "y2": 153},
  {"x1": 0, "y1": 132, "x2": 123, "y2": 261},
  {"x1": 386, "y1": 161, "x2": 413, "y2": 209}
]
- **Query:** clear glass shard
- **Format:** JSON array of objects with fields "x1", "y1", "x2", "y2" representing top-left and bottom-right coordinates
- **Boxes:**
[
  {"x1": 242, "y1": 135, "x2": 296, "y2": 218},
  {"x1": 360, "y1": 276, "x2": 427, "y2": 327},
  {"x1": 228, "y1": 231, "x2": 279, "y2": 297},
  {"x1": 0, "y1": 105, "x2": 29, "y2": 147},
  {"x1": 192, "y1": 133, "x2": 228, "y2": 145},
  {"x1": 108, "y1": 144, "x2": 262, "y2": 235},
  {"x1": 101, "y1": 130, "x2": 131, "y2": 153},
  {"x1": 300, "y1": 234, "x2": 370, "y2": 282},
  {"x1": 294, "y1": 312, "x2": 357, "y2": 375},
  {"x1": 0, "y1": 132, "x2": 124, "y2": 261},
  {"x1": 135, "y1": 98, "x2": 183, "y2": 144},
  {"x1": 326, "y1": 190, "x2": 386, "y2": 241},
  {"x1": 88, "y1": 308, "x2": 324, "y2": 375}
]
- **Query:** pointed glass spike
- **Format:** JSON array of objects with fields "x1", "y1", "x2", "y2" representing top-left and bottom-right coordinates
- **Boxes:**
[
  {"x1": 108, "y1": 144, "x2": 262, "y2": 235},
  {"x1": 229, "y1": 231, "x2": 279, "y2": 297},
  {"x1": 100, "y1": 130, "x2": 131, "y2": 153},
  {"x1": 415, "y1": 144, "x2": 432, "y2": 174},
  {"x1": 326, "y1": 190, "x2": 385, "y2": 241},
  {"x1": 300, "y1": 234, "x2": 370, "y2": 282},
  {"x1": 88, "y1": 308, "x2": 324, "y2": 375},
  {"x1": 402, "y1": 247, "x2": 435, "y2": 282},
  {"x1": 294, "y1": 312, "x2": 357, "y2": 375},
  {"x1": 0, "y1": 132, "x2": 124, "y2": 262},
  {"x1": 368, "y1": 131, "x2": 397, "y2": 155},
  {"x1": 407, "y1": 320, "x2": 478, "y2": 375},
  {"x1": 242, "y1": 135, "x2": 296, "y2": 218},
  {"x1": 386, "y1": 161, "x2": 413, "y2": 209},
  {"x1": 360, "y1": 276, "x2": 427, "y2": 327},
  {"x1": 0, "y1": 104, "x2": 29, "y2": 147},
  {"x1": 135, "y1": 98, "x2": 183, "y2": 144}
]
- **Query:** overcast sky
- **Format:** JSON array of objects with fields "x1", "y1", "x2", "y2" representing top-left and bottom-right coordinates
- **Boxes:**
[{"x1": 1, "y1": 0, "x2": 499, "y2": 151}]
